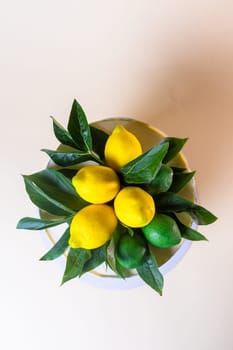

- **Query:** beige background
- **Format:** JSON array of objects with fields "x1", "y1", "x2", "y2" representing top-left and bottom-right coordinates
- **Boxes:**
[{"x1": 1, "y1": 1, "x2": 233, "y2": 349}]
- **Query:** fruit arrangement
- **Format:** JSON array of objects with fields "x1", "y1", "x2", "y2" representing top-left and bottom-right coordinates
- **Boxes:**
[{"x1": 17, "y1": 100, "x2": 217, "y2": 295}]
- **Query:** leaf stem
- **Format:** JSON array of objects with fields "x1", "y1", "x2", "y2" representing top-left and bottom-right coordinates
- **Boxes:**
[
  {"x1": 89, "y1": 151, "x2": 106, "y2": 165},
  {"x1": 119, "y1": 222, "x2": 134, "y2": 236}
]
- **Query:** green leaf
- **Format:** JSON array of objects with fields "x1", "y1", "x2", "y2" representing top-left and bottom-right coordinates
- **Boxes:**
[
  {"x1": 61, "y1": 248, "x2": 91, "y2": 285},
  {"x1": 120, "y1": 142, "x2": 169, "y2": 184},
  {"x1": 90, "y1": 126, "x2": 108, "y2": 161},
  {"x1": 115, "y1": 259, "x2": 132, "y2": 279},
  {"x1": 40, "y1": 227, "x2": 70, "y2": 260},
  {"x1": 81, "y1": 243, "x2": 108, "y2": 275},
  {"x1": 51, "y1": 117, "x2": 77, "y2": 148},
  {"x1": 106, "y1": 224, "x2": 130, "y2": 278},
  {"x1": 25, "y1": 169, "x2": 86, "y2": 211},
  {"x1": 145, "y1": 164, "x2": 173, "y2": 195},
  {"x1": 106, "y1": 225, "x2": 135, "y2": 278},
  {"x1": 23, "y1": 175, "x2": 75, "y2": 216},
  {"x1": 67, "y1": 99, "x2": 92, "y2": 151},
  {"x1": 126, "y1": 226, "x2": 135, "y2": 237},
  {"x1": 174, "y1": 216, "x2": 208, "y2": 241},
  {"x1": 41, "y1": 149, "x2": 93, "y2": 167},
  {"x1": 160, "y1": 137, "x2": 188, "y2": 163},
  {"x1": 136, "y1": 250, "x2": 164, "y2": 295},
  {"x1": 119, "y1": 223, "x2": 135, "y2": 237},
  {"x1": 106, "y1": 227, "x2": 122, "y2": 274},
  {"x1": 156, "y1": 192, "x2": 217, "y2": 225},
  {"x1": 16, "y1": 216, "x2": 69, "y2": 230},
  {"x1": 57, "y1": 168, "x2": 78, "y2": 179},
  {"x1": 171, "y1": 167, "x2": 186, "y2": 173},
  {"x1": 27, "y1": 169, "x2": 76, "y2": 202},
  {"x1": 169, "y1": 171, "x2": 196, "y2": 193}
]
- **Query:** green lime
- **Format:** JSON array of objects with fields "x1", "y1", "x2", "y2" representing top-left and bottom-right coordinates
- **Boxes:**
[
  {"x1": 142, "y1": 214, "x2": 182, "y2": 248},
  {"x1": 116, "y1": 233, "x2": 147, "y2": 269}
]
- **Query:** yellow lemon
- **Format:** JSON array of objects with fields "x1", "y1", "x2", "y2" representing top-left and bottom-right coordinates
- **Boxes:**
[
  {"x1": 69, "y1": 204, "x2": 117, "y2": 249},
  {"x1": 72, "y1": 165, "x2": 120, "y2": 204},
  {"x1": 114, "y1": 186, "x2": 155, "y2": 228},
  {"x1": 104, "y1": 125, "x2": 143, "y2": 170}
]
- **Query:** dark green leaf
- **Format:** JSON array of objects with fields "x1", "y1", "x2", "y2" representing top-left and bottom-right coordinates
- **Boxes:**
[
  {"x1": 67, "y1": 99, "x2": 92, "y2": 151},
  {"x1": 40, "y1": 227, "x2": 70, "y2": 260},
  {"x1": 136, "y1": 250, "x2": 164, "y2": 295},
  {"x1": 57, "y1": 168, "x2": 78, "y2": 179},
  {"x1": 120, "y1": 143, "x2": 169, "y2": 184},
  {"x1": 23, "y1": 175, "x2": 75, "y2": 216},
  {"x1": 160, "y1": 137, "x2": 188, "y2": 163},
  {"x1": 169, "y1": 171, "x2": 196, "y2": 193},
  {"x1": 16, "y1": 216, "x2": 69, "y2": 230},
  {"x1": 174, "y1": 217, "x2": 208, "y2": 241},
  {"x1": 27, "y1": 168, "x2": 78, "y2": 206},
  {"x1": 126, "y1": 226, "x2": 135, "y2": 237},
  {"x1": 61, "y1": 248, "x2": 91, "y2": 285},
  {"x1": 156, "y1": 192, "x2": 217, "y2": 225},
  {"x1": 90, "y1": 126, "x2": 108, "y2": 161},
  {"x1": 41, "y1": 149, "x2": 93, "y2": 166},
  {"x1": 107, "y1": 225, "x2": 138, "y2": 278},
  {"x1": 26, "y1": 169, "x2": 82, "y2": 210},
  {"x1": 51, "y1": 117, "x2": 77, "y2": 148},
  {"x1": 115, "y1": 259, "x2": 132, "y2": 279},
  {"x1": 119, "y1": 223, "x2": 135, "y2": 237},
  {"x1": 171, "y1": 167, "x2": 186, "y2": 173},
  {"x1": 106, "y1": 224, "x2": 129, "y2": 277},
  {"x1": 81, "y1": 243, "x2": 108, "y2": 275},
  {"x1": 106, "y1": 227, "x2": 121, "y2": 274},
  {"x1": 145, "y1": 164, "x2": 173, "y2": 195}
]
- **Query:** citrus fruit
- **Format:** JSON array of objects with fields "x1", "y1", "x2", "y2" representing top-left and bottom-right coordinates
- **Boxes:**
[
  {"x1": 104, "y1": 125, "x2": 143, "y2": 170},
  {"x1": 114, "y1": 186, "x2": 155, "y2": 228},
  {"x1": 142, "y1": 213, "x2": 182, "y2": 248},
  {"x1": 69, "y1": 204, "x2": 117, "y2": 249},
  {"x1": 116, "y1": 233, "x2": 147, "y2": 269},
  {"x1": 72, "y1": 165, "x2": 120, "y2": 204}
]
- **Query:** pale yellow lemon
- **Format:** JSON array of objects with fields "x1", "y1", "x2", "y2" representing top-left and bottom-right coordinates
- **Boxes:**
[
  {"x1": 114, "y1": 186, "x2": 155, "y2": 228},
  {"x1": 104, "y1": 125, "x2": 143, "y2": 170},
  {"x1": 72, "y1": 165, "x2": 120, "y2": 204},
  {"x1": 69, "y1": 204, "x2": 117, "y2": 249}
]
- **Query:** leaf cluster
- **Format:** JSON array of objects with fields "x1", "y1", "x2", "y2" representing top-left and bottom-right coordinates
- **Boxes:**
[{"x1": 17, "y1": 99, "x2": 217, "y2": 295}]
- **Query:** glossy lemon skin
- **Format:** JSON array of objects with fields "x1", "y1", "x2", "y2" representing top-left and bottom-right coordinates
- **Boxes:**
[
  {"x1": 72, "y1": 165, "x2": 120, "y2": 204},
  {"x1": 114, "y1": 186, "x2": 155, "y2": 228},
  {"x1": 69, "y1": 204, "x2": 117, "y2": 249},
  {"x1": 104, "y1": 125, "x2": 142, "y2": 170}
]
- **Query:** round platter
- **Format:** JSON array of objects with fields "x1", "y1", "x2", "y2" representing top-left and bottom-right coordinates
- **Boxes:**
[{"x1": 41, "y1": 118, "x2": 197, "y2": 289}]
